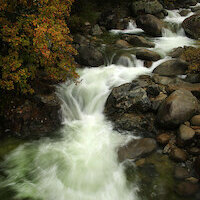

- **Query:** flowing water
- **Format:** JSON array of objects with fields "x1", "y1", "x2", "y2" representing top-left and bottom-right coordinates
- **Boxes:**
[{"x1": 0, "y1": 8, "x2": 197, "y2": 200}]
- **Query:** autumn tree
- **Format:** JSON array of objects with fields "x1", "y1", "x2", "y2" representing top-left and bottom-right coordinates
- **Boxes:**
[{"x1": 0, "y1": 0, "x2": 78, "y2": 94}]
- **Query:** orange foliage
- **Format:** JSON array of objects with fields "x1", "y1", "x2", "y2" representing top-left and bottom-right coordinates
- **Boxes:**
[{"x1": 0, "y1": 0, "x2": 78, "y2": 94}]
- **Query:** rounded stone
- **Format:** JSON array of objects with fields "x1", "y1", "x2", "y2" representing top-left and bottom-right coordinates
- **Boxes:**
[
  {"x1": 174, "y1": 167, "x2": 190, "y2": 179},
  {"x1": 170, "y1": 147, "x2": 188, "y2": 162},
  {"x1": 156, "y1": 133, "x2": 171, "y2": 144},
  {"x1": 191, "y1": 115, "x2": 200, "y2": 126},
  {"x1": 176, "y1": 181, "x2": 199, "y2": 196},
  {"x1": 178, "y1": 124, "x2": 195, "y2": 141}
]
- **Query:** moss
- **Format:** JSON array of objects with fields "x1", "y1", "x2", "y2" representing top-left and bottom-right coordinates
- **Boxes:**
[{"x1": 180, "y1": 46, "x2": 200, "y2": 73}]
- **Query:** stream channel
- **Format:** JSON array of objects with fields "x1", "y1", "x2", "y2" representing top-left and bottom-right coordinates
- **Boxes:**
[{"x1": 0, "y1": 5, "x2": 199, "y2": 200}]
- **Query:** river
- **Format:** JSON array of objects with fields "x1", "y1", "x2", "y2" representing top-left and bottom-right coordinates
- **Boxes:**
[{"x1": 0, "y1": 7, "x2": 197, "y2": 200}]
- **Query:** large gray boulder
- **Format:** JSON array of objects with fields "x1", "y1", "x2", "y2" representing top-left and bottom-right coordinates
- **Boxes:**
[
  {"x1": 153, "y1": 59, "x2": 189, "y2": 76},
  {"x1": 157, "y1": 89, "x2": 199, "y2": 128},
  {"x1": 105, "y1": 82, "x2": 151, "y2": 116},
  {"x1": 136, "y1": 14, "x2": 165, "y2": 37},
  {"x1": 182, "y1": 14, "x2": 200, "y2": 39},
  {"x1": 132, "y1": 0, "x2": 163, "y2": 16},
  {"x1": 118, "y1": 138, "x2": 157, "y2": 162}
]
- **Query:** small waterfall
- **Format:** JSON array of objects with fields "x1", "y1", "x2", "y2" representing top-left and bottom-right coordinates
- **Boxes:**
[
  {"x1": 110, "y1": 20, "x2": 144, "y2": 34},
  {"x1": 1, "y1": 59, "x2": 152, "y2": 200}
]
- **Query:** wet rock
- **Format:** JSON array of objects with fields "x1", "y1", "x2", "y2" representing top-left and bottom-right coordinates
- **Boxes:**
[
  {"x1": 76, "y1": 45, "x2": 104, "y2": 67},
  {"x1": 174, "y1": 167, "x2": 190, "y2": 179},
  {"x1": 5, "y1": 93, "x2": 62, "y2": 138},
  {"x1": 191, "y1": 115, "x2": 200, "y2": 126},
  {"x1": 185, "y1": 74, "x2": 200, "y2": 83},
  {"x1": 191, "y1": 6, "x2": 200, "y2": 12},
  {"x1": 151, "y1": 93, "x2": 167, "y2": 111},
  {"x1": 99, "y1": 8, "x2": 129, "y2": 30},
  {"x1": 179, "y1": 9, "x2": 190, "y2": 16},
  {"x1": 136, "y1": 14, "x2": 165, "y2": 37},
  {"x1": 176, "y1": 181, "x2": 199, "y2": 196},
  {"x1": 105, "y1": 82, "x2": 151, "y2": 115},
  {"x1": 178, "y1": 124, "x2": 195, "y2": 141},
  {"x1": 73, "y1": 34, "x2": 89, "y2": 46},
  {"x1": 114, "y1": 113, "x2": 155, "y2": 137},
  {"x1": 136, "y1": 49, "x2": 161, "y2": 61},
  {"x1": 182, "y1": 14, "x2": 200, "y2": 39},
  {"x1": 169, "y1": 47, "x2": 184, "y2": 58},
  {"x1": 146, "y1": 85, "x2": 161, "y2": 97},
  {"x1": 170, "y1": 147, "x2": 188, "y2": 162},
  {"x1": 152, "y1": 74, "x2": 182, "y2": 85},
  {"x1": 126, "y1": 35, "x2": 155, "y2": 48},
  {"x1": 116, "y1": 40, "x2": 131, "y2": 48},
  {"x1": 118, "y1": 138, "x2": 157, "y2": 162},
  {"x1": 157, "y1": 133, "x2": 171, "y2": 144},
  {"x1": 166, "y1": 81, "x2": 200, "y2": 95},
  {"x1": 157, "y1": 89, "x2": 198, "y2": 128},
  {"x1": 131, "y1": 0, "x2": 163, "y2": 16},
  {"x1": 144, "y1": 60, "x2": 153, "y2": 68},
  {"x1": 153, "y1": 59, "x2": 189, "y2": 76},
  {"x1": 90, "y1": 24, "x2": 103, "y2": 36}
]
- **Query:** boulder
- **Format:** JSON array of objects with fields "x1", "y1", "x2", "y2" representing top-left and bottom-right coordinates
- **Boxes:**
[
  {"x1": 153, "y1": 59, "x2": 189, "y2": 76},
  {"x1": 166, "y1": 81, "x2": 200, "y2": 95},
  {"x1": 4, "y1": 93, "x2": 62, "y2": 138},
  {"x1": 178, "y1": 124, "x2": 195, "y2": 140},
  {"x1": 76, "y1": 45, "x2": 104, "y2": 67},
  {"x1": 114, "y1": 113, "x2": 156, "y2": 137},
  {"x1": 144, "y1": 60, "x2": 153, "y2": 68},
  {"x1": 151, "y1": 93, "x2": 168, "y2": 111},
  {"x1": 179, "y1": 10, "x2": 190, "y2": 16},
  {"x1": 98, "y1": 8, "x2": 129, "y2": 30},
  {"x1": 136, "y1": 14, "x2": 165, "y2": 37},
  {"x1": 118, "y1": 138, "x2": 157, "y2": 162},
  {"x1": 182, "y1": 14, "x2": 200, "y2": 39},
  {"x1": 191, "y1": 6, "x2": 200, "y2": 12},
  {"x1": 131, "y1": 0, "x2": 163, "y2": 16},
  {"x1": 136, "y1": 49, "x2": 161, "y2": 61},
  {"x1": 169, "y1": 47, "x2": 184, "y2": 58},
  {"x1": 185, "y1": 74, "x2": 200, "y2": 83},
  {"x1": 105, "y1": 82, "x2": 151, "y2": 116},
  {"x1": 191, "y1": 115, "x2": 200, "y2": 126},
  {"x1": 157, "y1": 89, "x2": 198, "y2": 128},
  {"x1": 126, "y1": 35, "x2": 155, "y2": 48}
]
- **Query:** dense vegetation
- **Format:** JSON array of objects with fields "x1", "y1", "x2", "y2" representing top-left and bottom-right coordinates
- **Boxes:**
[{"x1": 0, "y1": 0, "x2": 78, "y2": 95}]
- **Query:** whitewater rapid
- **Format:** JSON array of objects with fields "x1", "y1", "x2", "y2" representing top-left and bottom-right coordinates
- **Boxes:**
[{"x1": 1, "y1": 8, "x2": 196, "y2": 200}]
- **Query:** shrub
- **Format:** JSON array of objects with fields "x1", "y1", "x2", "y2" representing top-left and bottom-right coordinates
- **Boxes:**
[{"x1": 0, "y1": 0, "x2": 78, "y2": 94}]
